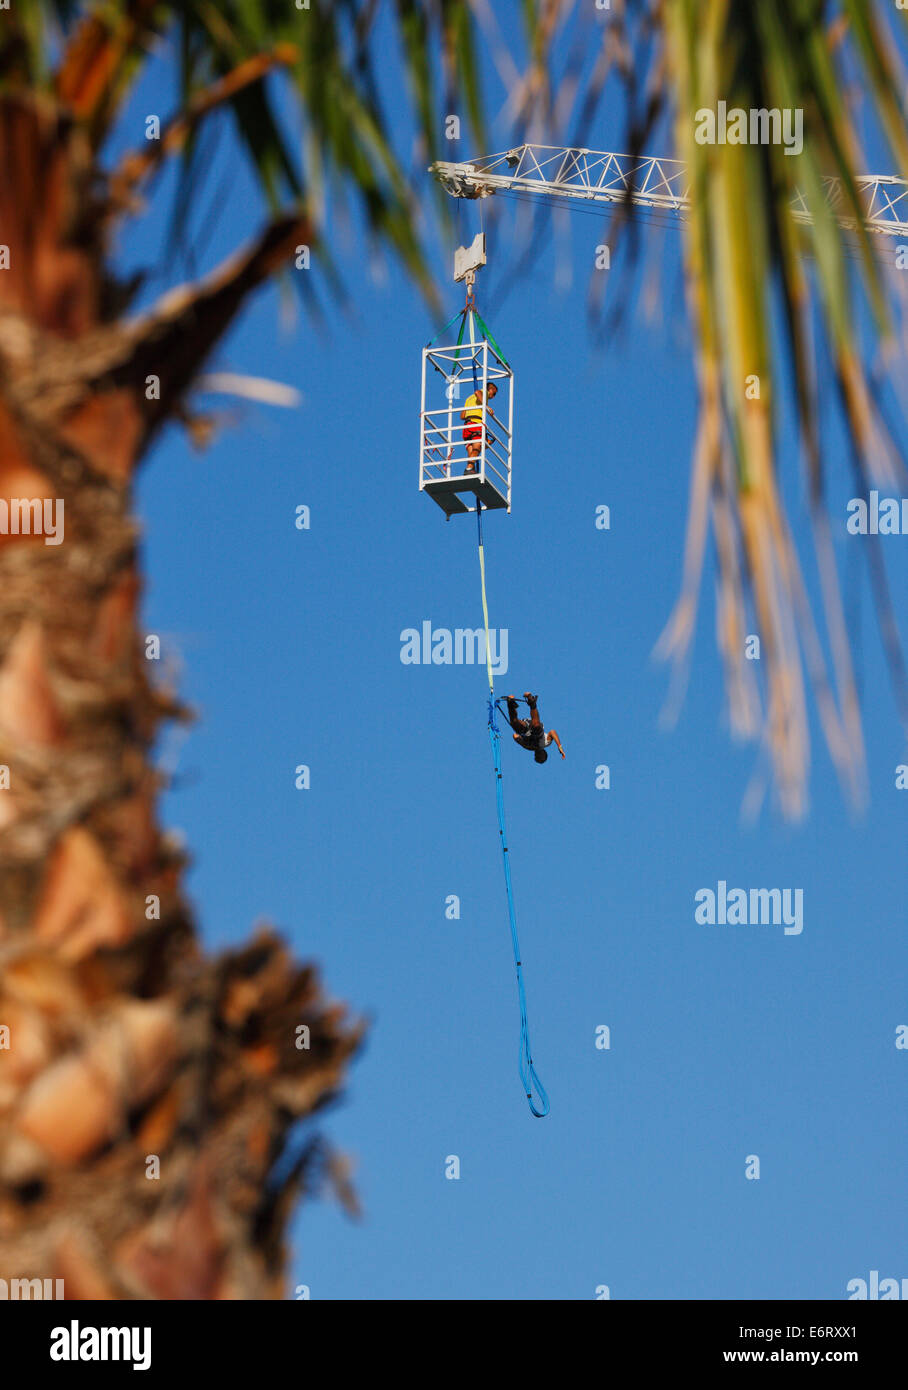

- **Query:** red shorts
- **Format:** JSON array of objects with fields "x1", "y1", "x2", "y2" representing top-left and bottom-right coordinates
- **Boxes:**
[{"x1": 463, "y1": 422, "x2": 483, "y2": 442}]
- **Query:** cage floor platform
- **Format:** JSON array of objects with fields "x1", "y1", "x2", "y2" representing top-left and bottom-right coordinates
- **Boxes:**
[{"x1": 422, "y1": 472, "x2": 509, "y2": 516}]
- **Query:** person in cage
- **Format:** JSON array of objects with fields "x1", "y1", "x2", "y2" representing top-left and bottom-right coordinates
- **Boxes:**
[
  {"x1": 505, "y1": 693, "x2": 565, "y2": 764},
  {"x1": 461, "y1": 382, "x2": 498, "y2": 472}
]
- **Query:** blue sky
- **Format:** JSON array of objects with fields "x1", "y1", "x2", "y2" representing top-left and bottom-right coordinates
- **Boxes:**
[{"x1": 112, "y1": 8, "x2": 908, "y2": 1299}]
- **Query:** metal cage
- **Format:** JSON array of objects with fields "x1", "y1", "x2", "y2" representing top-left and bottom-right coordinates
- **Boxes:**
[{"x1": 419, "y1": 335, "x2": 513, "y2": 516}]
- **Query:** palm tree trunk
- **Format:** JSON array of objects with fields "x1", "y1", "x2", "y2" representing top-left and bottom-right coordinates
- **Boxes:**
[{"x1": 0, "y1": 93, "x2": 360, "y2": 1300}]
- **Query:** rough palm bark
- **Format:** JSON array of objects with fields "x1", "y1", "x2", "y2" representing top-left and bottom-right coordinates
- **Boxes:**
[{"x1": 0, "y1": 90, "x2": 363, "y2": 1299}]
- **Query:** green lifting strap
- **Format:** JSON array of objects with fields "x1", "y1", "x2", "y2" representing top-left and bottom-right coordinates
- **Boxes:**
[
  {"x1": 427, "y1": 303, "x2": 509, "y2": 371},
  {"x1": 454, "y1": 306, "x2": 468, "y2": 361},
  {"x1": 473, "y1": 310, "x2": 510, "y2": 369},
  {"x1": 425, "y1": 307, "x2": 465, "y2": 348}
]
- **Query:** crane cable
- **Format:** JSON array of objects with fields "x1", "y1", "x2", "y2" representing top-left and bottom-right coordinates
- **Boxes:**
[{"x1": 476, "y1": 499, "x2": 550, "y2": 1118}]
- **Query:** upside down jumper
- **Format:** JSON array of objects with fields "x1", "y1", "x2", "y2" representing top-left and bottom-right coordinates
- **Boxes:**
[{"x1": 504, "y1": 693, "x2": 565, "y2": 764}]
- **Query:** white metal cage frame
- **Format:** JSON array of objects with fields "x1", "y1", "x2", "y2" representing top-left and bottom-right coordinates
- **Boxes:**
[{"x1": 420, "y1": 335, "x2": 513, "y2": 516}]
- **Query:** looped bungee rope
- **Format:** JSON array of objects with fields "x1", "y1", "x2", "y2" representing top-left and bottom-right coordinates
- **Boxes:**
[{"x1": 476, "y1": 501, "x2": 550, "y2": 1118}]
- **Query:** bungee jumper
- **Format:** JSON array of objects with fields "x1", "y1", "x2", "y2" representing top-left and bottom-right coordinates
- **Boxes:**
[
  {"x1": 503, "y1": 693, "x2": 565, "y2": 763},
  {"x1": 419, "y1": 233, "x2": 550, "y2": 1118}
]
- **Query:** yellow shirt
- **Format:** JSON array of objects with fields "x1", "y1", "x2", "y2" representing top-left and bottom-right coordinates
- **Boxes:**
[{"x1": 463, "y1": 392, "x2": 484, "y2": 423}]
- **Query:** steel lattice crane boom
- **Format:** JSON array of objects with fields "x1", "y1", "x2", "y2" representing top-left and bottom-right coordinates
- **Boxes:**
[{"x1": 431, "y1": 143, "x2": 908, "y2": 239}]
